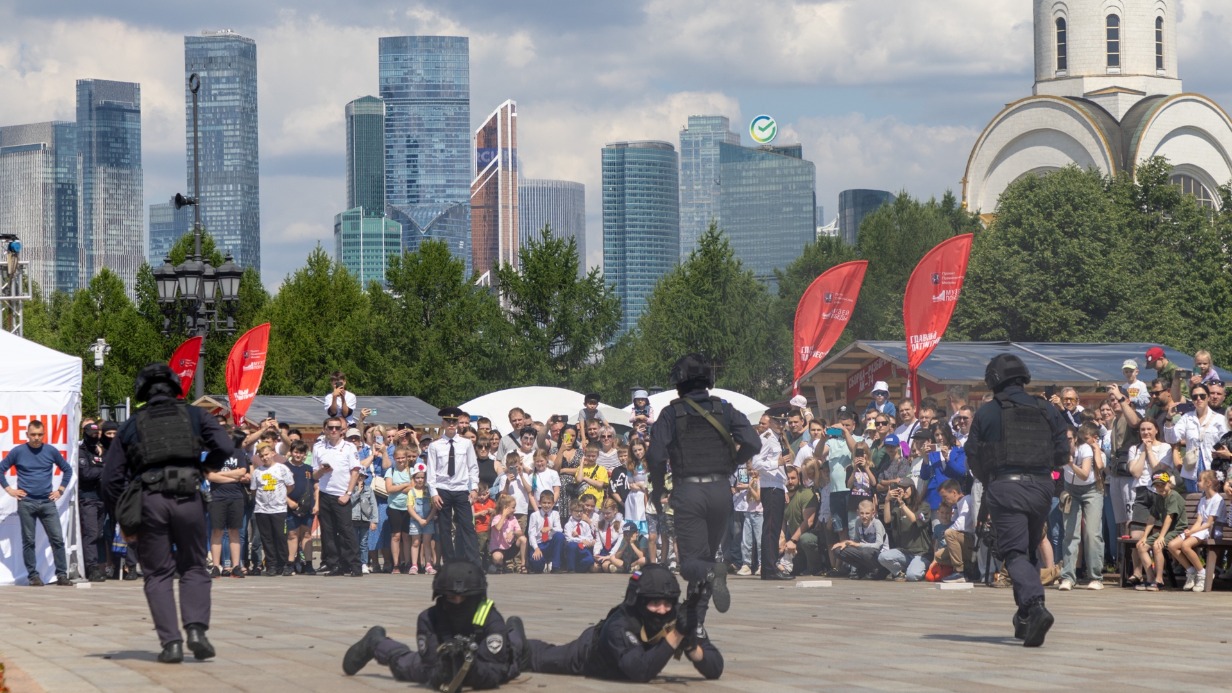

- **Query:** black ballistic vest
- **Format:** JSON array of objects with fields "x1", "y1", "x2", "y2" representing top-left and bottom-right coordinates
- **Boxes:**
[
  {"x1": 669, "y1": 397, "x2": 736, "y2": 478},
  {"x1": 135, "y1": 401, "x2": 203, "y2": 495},
  {"x1": 991, "y1": 393, "x2": 1056, "y2": 474}
]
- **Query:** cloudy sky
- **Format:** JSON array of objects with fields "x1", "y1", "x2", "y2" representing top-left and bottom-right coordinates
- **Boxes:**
[{"x1": 2, "y1": 0, "x2": 1229, "y2": 290}]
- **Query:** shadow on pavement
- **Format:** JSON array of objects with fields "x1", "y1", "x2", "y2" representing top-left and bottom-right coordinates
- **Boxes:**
[{"x1": 920, "y1": 633, "x2": 1019, "y2": 647}]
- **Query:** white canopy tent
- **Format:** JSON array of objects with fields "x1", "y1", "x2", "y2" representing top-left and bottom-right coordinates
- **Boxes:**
[
  {"x1": 0, "y1": 331, "x2": 84, "y2": 585},
  {"x1": 623, "y1": 388, "x2": 768, "y2": 423},
  {"x1": 460, "y1": 386, "x2": 630, "y2": 435}
]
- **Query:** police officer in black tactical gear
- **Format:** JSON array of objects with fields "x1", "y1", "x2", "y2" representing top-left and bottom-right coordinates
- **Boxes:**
[
  {"x1": 78, "y1": 422, "x2": 108, "y2": 582},
  {"x1": 101, "y1": 363, "x2": 234, "y2": 664},
  {"x1": 647, "y1": 354, "x2": 759, "y2": 629},
  {"x1": 508, "y1": 563, "x2": 723, "y2": 682},
  {"x1": 343, "y1": 560, "x2": 519, "y2": 691},
  {"x1": 964, "y1": 354, "x2": 1069, "y2": 648}
]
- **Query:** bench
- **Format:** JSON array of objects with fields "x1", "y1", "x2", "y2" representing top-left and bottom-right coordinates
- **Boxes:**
[
  {"x1": 1202, "y1": 493, "x2": 1232, "y2": 593},
  {"x1": 1118, "y1": 492, "x2": 1201, "y2": 588}
]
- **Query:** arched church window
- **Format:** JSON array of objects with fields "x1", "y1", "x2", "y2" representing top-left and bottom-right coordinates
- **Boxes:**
[
  {"x1": 1171, "y1": 174, "x2": 1217, "y2": 210},
  {"x1": 1056, "y1": 18, "x2": 1068, "y2": 72},
  {"x1": 1106, "y1": 15, "x2": 1121, "y2": 69},
  {"x1": 1155, "y1": 17, "x2": 1164, "y2": 70}
]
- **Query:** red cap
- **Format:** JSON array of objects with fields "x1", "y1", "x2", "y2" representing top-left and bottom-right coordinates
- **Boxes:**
[{"x1": 1145, "y1": 347, "x2": 1166, "y2": 362}]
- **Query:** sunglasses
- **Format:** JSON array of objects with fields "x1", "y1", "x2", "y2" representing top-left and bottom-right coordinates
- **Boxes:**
[
  {"x1": 1193, "y1": 394, "x2": 1209, "y2": 401},
  {"x1": 600, "y1": 435, "x2": 613, "y2": 439},
  {"x1": 1150, "y1": 391, "x2": 1165, "y2": 396},
  {"x1": 1062, "y1": 397, "x2": 1077, "y2": 403},
  {"x1": 876, "y1": 421, "x2": 890, "y2": 426},
  {"x1": 326, "y1": 425, "x2": 344, "y2": 431},
  {"x1": 953, "y1": 417, "x2": 970, "y2": 423}
]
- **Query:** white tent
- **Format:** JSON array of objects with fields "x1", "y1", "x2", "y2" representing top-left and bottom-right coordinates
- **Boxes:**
[
  {"x1": 0, "y1": 331, "x2": 84, "y2": 586},
  {"x1": 624, "y1": 388, "x2": 768, "y2": 422},
  {"x1": 461, "y1": 386, "x2": 630, "y2": 434}
]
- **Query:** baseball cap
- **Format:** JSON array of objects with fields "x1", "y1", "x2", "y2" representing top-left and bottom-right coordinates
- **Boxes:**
[
  {"x1": 789, "y1": 394, "x2": 808, "y2": 408},
  {"x1": 911, "y1": 428, "x2": 933, "y2": 441},
  {"x1": 872, "y1": 380, "x2": 890, "y2": 394},
  {"x1": 83, "y1": 422, "x2": 100, "y2": 434},
  {"x1": 896, "y1": 477, "x2": 915, "y2": 489},
  {"x1": 1151, "y1": 471, "x2": 1172, "y2": 485},
  {"x1": 1146, "y1": 347, "x2": 1166, "y2": 362},
  {"x1": 345, "y1": 428, "x2": 362, "y2": 439},
  {"x1": 584, "y1": 393, "x2": 601, "y2": 404},
  {"x1": 883, "y1": 434, "x2": 901, "y2": 448},
  {"x1": 1121, "y1": 359, "x2": 1138, "y2": 371}
]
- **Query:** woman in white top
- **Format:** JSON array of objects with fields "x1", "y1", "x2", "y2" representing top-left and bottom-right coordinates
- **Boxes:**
[
  {"x1": 1164, "y1": 383, "x2": 1230, "y2": 494},
  {"x1": 1059, "y1": 423, "x2": 1106, "y2": 590},
  {"x1": 1126, "y1": 419, "x2": 1171, "y2": 586}
]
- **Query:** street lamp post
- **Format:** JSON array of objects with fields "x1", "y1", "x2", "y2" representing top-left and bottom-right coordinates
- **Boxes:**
[
  {"x1": 89, "y1": 337, "x2": 111, "y2": 418},
  {"x1": 155, "y1": 73, "x2": 243, "y2": 400}
]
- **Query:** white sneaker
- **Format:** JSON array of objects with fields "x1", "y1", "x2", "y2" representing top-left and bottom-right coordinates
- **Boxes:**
[
  {"x1": 1057, "y1": 579, "x2": 1073, "y2": 591},
  {"x1": 361, "y1": 564, "x2": 371, "y2": 575},
  {"x1": 736, "y1": 565, "x2": 752, "y2": 576},
  {"x1": 1193, "y1": 572, "x2": 1206, "y2": 593},
  {"x1": 1086, "y1": 580, "x2": 1103, "y2": 590},
  {"x1": 1183, "y1": 573, "x2": 1196, "y2": 591}
]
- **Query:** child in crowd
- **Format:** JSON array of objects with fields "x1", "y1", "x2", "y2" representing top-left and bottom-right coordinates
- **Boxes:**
[
  {"x1": 285, "y1": 440, "x2": 318, "y2": 574},
  {"x1": 1135, "y1": 471, "x2": 1188, "y2": 592},
  {"x1": 737, "y1": 467, "x2": 763, "y2": 576},
  {"x1": 527, "y1": 490, "x2": 565, "y2": 574},
  {"x1": 932, "y1": 479, "x2": 973, "y2": 583},
  {"x1": 489, "y1": 495, "x2": 527, "y2": 573},
  {"x1": 350, "y1": 466, "x2": 379, "y2": 574},
  {"x1": 472, "y1": 482, "x2": 497, "y2": 567},
  {"x1": 623, "y1": 442, "x2": 648, "y2": 538},
  {"x1": 250, "y1": 442, "x2": 295, "y2": 576},
  {"x1": 563, "y1": 500, "x2": 597, "y2": 573},
  {"x1": 495, "y1": 453, "x2": 532, "y2": 538},
  {"x1": 577, "y1": 393, "x2": 608, "y2": 426},
  {"x1": 833, "y1": 499, "x2": 887, "y2": 579},
  {"x1": 630, "y1": 389, "x2": 655, "y2": 425},
  {"x1": 593, "y1": 498, "x2": 626, "y2": 573},
  {"x1": 407, "y1": 463, "x2": 437, "y2": 575},
  {"x1": 582, "y1": 494, "x2": 604, "y2": 528},
  {"x1": 608, "y1": 444, "x2": 630, "y2": 507},
  {"x1": 1168, "y1": 470, "x2": 1222, "y2": 592}
]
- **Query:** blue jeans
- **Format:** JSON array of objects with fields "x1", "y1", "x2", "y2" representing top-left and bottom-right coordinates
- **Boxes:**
[
  {"x1": 723, "y1": 510, "x2": 745, "y2": 565},
  {"x1": 741, "y1": 511, "x2": 763, "y2": 569},
  {"x1": 1047, "y1": 494, "x2": 1063, "y2": 559},
  {"x1": 878, "y1": 549, "x2": 928, "y2": 581},
  {"x1": 1061, "y1": 484, "x2": 1104, "y2": 583},
  {"x1": 17, "y1": 497, "x2": 68, "y2": 581}
]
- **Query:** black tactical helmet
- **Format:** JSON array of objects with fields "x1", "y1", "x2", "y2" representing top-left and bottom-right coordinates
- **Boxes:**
[
  {"x1": 984, "y1": 353, "x2": 1032, "y2": 392},
  {"x1": 669, "y1": 353, "x2": 713, "y2": 390},
  {"x1": 623, "y1": 563, "x2": 681, "y2": 608},
  {"x1": 432, "y1": 560, "x2": 487, "y2": 601},
  {"x1": 134, "y1": 363, "x2": 183, "y2": 402}
]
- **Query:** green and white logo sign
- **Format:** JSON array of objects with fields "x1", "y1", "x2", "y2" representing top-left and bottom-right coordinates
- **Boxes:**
[{"x1": 749, "y1": 115, "x2": 777, "y2": 145}]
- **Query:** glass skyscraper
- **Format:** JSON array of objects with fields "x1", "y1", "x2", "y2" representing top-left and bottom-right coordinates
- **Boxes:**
[
  {"x1": 148, "y1": 202, "x2": 191, "y2": 265},
  {"x1": 679, "y1": 115, "x2": 739, "y2": 260},
  {"x1": 334, "y1": 207, "x2": 403, "y2": 288},
  {"x1": 602, "y1": 141, "x2": 680, "y2": 334},
  {"x1": 346, "y1": 96, "x2": 385, "y2": 214},
  {"x1": 0, "y1": 122, "x2": 79, "y2": 294},
  {"x1": 717, "y1": 142, "x2": 816, "y2": 287},
  {"x1": 77, "y1": 79, "x2": 144, "y2": 294},
  {"x1": 838, "y1": 189, "x2": 895, "y2": 245},
  {"x1": 379, "y1": 36, "x2": 472, "y2": 276},
  {"x1": 519, "y1": 178, "x2": 586, "y2": 275},
  {"x1": 470, "y1": 99, "x2": 518, "y2": 276},
  {"x1": 185, "y1": 31, "x2": 260, "y2": 274}
]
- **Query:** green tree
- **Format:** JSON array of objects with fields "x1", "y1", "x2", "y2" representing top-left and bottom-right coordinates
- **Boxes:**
[{"x1": 494, "y1": 226, "x2": 621, "y2": 384}]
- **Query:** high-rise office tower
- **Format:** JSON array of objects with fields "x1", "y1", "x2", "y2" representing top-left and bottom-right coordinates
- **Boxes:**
[
  {"x1": 519, "y1": 178, "x2": 586, "y2": 275},
  {"x1": 0, "y1": 122, "x2": 79, "y2": 294},
  {"x1": 184, "y1": 31, "x2": 260, "y2": 273},
  {"x1": 77, "y1": 79, "x2": 144, "y2": 293},
  {"x1": 470, "y1": 99, "x2": 518, "y2": 276},
  {"x1": 837, "y1": 189, "x2": 895, "y2": 245},
  {"x1": 679, "y1": 115, "x2": 740, "y2": 260},
  {"x1": 346, "y1": 96, "x2": 385, "y2": 214},
  {"x1": 379, "y1": 36, "x2": 472, "y2": 275},
  {"x1": 717, "y1": 143, "x2": 816, "y2": 287},
  {"x1": 602, "y1": 141, "x2": 680, "y2": 334},
  {"x1": 148, "y1": 202, "x2": 191, "y2": 265},
  {"x1": 334, "y1": 208, "x2": 403, "y2": 287}
]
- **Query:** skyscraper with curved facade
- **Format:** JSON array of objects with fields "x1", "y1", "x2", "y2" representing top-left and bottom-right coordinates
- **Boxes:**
[
  {"x1": 379, "y1": 36, "x2": 472, "y2": 276},
  {"x1": 602, "y1": 141, "x2": 680, "y2": 334}
]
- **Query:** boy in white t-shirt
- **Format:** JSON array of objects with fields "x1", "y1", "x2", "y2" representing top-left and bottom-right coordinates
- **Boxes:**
[
  {"x1": 251, "y1": 443, "x2": 296, "y2": 576},
  {"x1": 1120, "y1": 360, "x2": 1150, "y2": 415}
]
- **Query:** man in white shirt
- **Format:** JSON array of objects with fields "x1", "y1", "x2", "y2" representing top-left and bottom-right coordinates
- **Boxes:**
[
  {"x1": 324, "y1": 371, "x2": 358, "y2": 425},
  {"x1": 426, "y1": 407, "x2": 480, "y2": 564},
  {"x1": 312, "y1": 416, "x2": 362, "y2": 576},
  {"x1": 750, "y1": 415, "x2": 793, "y2": 580}
]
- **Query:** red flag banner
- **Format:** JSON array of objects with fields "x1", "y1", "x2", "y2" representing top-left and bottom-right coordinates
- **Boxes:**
[
  {"x1": 168, "y1": 336, "x2": 203, "y2": 399},
  {"x1": 903, "y1": 234, "x2": 973, "y2": 399},
  {"x1": 793, "y1": 260, "x2": 870, "y2": 391},
  {"x1": 225, "y1": 323, "x2": 270, "y2": 425}
]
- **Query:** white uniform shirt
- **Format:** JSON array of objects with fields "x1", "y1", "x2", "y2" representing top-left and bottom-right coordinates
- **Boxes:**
[
  {"x1": 312, "y1": 437, "x2": 359, "y2": 496},
  {"x1": 426, "y1": 434, "x2": 479, "y2": 495},
  {"x1": 751, "y1": 430, "x2": 785, "y2": 489}
]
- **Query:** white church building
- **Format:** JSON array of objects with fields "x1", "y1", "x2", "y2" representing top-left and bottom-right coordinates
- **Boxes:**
[{"x1": 964, "y1": 0, "x2": 1232, "y2": 213}]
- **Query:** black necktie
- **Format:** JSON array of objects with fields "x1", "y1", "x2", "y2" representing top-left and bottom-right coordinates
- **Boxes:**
[{"x1": 448, "y1": 439, "x2": 456, "y2": 477}]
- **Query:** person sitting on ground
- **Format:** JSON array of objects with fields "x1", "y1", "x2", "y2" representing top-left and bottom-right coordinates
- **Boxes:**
[
  {"x1": 1135, "y1": 471, "x2": 1188, "y2": 592},
  {"x1": 594, "y1": 497, "x2": 627, "y2": 573},
  {"x1": 527, "y1": 490, "x2": 565, "y2": 574},
  {"x1": 833, "y1": 499, "x2": 888, "y2": 579},
  {"x1": 489, "y1": 495, "x2": 527, "y2": 574},
  {"x1": 1167, "y1": 469, "x2": 1222, "y2": 592},
  {"x1": 878, "y1": 479, "x2": 932, "y2": 581},
  {"x1": 509, "y1": 563, "x2": 722, "y2": 682},
  {"x1": 931, "y1": 479, "x2": 974, "y2": 583},
  {"x1": 343, "y1": 561, "x2": 520, "y2": 688}
]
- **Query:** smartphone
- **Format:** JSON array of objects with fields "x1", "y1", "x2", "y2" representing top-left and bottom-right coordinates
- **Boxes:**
[
  {"x1": 267, "y1": 410, "x2": 276, "y2": 420},
  {"x1": 825, "y1": 427, "x2": 843, "y2": 438},
  {"x1": 1043, "y1": 385, "x2": 1056, "y2": 399},
  {"x1": 562, "y1": 430, "x2": 575, "y2": 447}
]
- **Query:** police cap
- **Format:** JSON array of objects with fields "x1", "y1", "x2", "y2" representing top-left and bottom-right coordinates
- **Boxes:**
[
  {"x1": 623, "y1": 563, "x2": 681, "y2": 608},
  {"x1": 431, "y1": 560, "x2": 487, "y2": 600},
  {"x1": 134, "y1": 363, "x2": 183, "y2": 402},
  {"x1": 669, "y1": 353, "x2": 713, "y2": 390},
  {"x1": 984, "y1": 354, "x2": 1032, "y2": 392}
]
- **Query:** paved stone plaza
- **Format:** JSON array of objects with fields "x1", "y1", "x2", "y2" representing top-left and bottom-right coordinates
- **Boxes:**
[{"x1": 1, "y1": 573, "x2": 1230, "y2": 692}]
